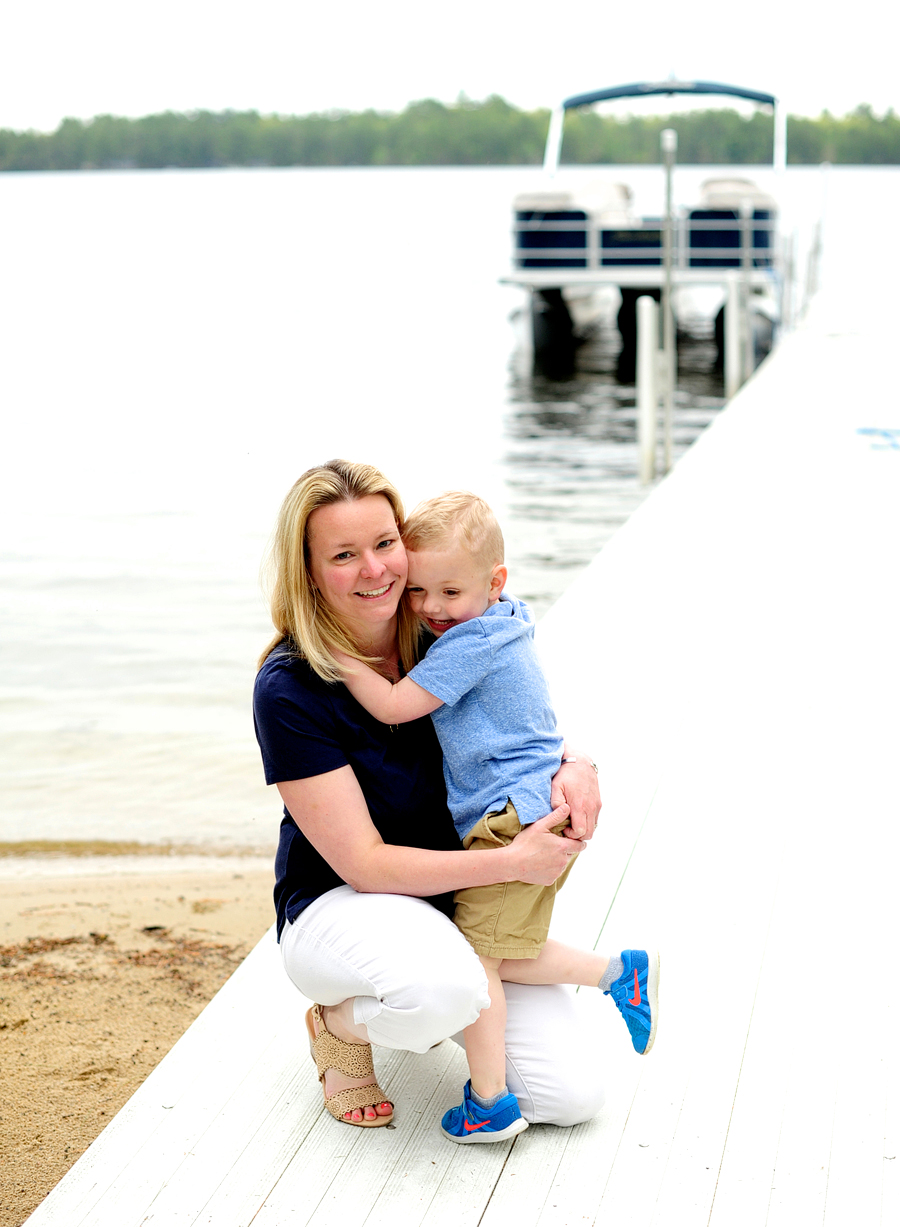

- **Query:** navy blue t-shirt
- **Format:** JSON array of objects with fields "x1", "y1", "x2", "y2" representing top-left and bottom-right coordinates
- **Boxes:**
[{"x1": 253, "y1": 644, "x2": 461, "y2": 938}]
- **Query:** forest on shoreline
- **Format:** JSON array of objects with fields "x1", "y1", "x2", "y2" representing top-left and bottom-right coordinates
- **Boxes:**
[{"x1": 2, "y1": 97, "x2": 899, "y2": 171}]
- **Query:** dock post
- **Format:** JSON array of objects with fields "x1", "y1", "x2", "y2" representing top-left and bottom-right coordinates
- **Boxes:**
[
  {"x1": 725, "y1": 276, "x2": 742, "y2": 399},
  {"x1": 637, "y1": 295, "x2": 659, "y2": 483},
  {"x1": 781, "y1": 230, "x2": 795, "y2": 334},
  {"x1": 661, "y1": 128, "x2": 677, "y2": 474},
  {"x1": 740, "y1": 198, "x2": 754, "y2": 383},
  {"x1": 542, "y1": 106, "x2": 566, "y2": 178}
]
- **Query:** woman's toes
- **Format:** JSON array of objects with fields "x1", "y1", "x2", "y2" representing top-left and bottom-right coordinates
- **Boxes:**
[{"x1": 342, "y1": 1099, "x2": 390, "y2": 1123}]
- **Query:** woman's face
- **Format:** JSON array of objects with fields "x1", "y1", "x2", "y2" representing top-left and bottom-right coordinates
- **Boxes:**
[{"x1": 306, "y1": 495, "x2": 408, "y2": 644}]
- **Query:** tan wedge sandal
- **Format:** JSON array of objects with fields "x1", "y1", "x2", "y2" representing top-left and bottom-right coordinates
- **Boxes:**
[{"x1": 305, "y1": 1004, "x2": 394, "y2": 1128}]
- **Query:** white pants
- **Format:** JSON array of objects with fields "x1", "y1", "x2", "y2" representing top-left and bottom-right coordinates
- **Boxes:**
[{"x1": 280, "y1": 885, "x2": 605, "y2": 1126}]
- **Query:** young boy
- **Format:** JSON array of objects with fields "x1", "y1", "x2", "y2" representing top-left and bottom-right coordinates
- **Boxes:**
[{"x1": 336, "y1": 491, "x2": 659, "y2": 1143}]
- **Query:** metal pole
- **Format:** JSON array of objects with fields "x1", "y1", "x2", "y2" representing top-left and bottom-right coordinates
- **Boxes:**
[
  {"x1": 804, "y1": 160, "x2": 830, "y2": 304},
  {"x1": 740, "y1": 197, "x2": 754, "y2": 383},
  {"x1": 773, "y1": 98, "x2": 788, "y2": 340},
  {"x1": 804, "y1": 218, "x2": 822, "y2": 310},
  {"x1": 637, "y1": 295, "x2": 659, "y2": 484},
  {"x1": 725, "y1": 275, "x2": 742, "y2": 399},
  {"x1": 780, "y1": 230, "x2": 795, "y2": 334},
  {"x1": 660, "y1": 128, "x2": 677, "y2": 474},
  {"x1": 542, "y1": 106, "x2": 566, "y2": 178},
  {"x1": 773, "y1": 98, "x2": 787, "y2": 178}
]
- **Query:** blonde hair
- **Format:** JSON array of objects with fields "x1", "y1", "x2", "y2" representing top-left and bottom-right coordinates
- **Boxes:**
[
  {"x1": 258, "y1": 459, "x2": 423, "y2": 682},
  {"x1": 403, "y1": 491, "x2": 505, "y2": 571}
]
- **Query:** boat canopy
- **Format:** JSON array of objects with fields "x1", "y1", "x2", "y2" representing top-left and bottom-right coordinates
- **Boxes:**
[
  {"x1": 543, "y1": 78, "x2": 785, "y2": 177},
  {"x1": 562, "y1": 80, "x2": 776, "y2": 111}
]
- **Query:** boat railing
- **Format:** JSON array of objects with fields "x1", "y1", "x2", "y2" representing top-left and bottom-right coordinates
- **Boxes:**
[{"x1": 513, "y1": 210, "x2": 778, "y2": 272}]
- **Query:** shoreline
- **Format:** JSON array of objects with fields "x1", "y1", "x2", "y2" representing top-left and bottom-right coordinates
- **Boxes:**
[
  {"x1": 0, "y1": 864, "x2": 275, "y2": 1227},
  {"x1": 0, "y1": 850, "x2": 275, "y2": 883}
]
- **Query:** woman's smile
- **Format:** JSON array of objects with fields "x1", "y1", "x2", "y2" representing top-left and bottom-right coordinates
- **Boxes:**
[{"x1": 356, "y1": 581, "x2": 394, "y2": 599}]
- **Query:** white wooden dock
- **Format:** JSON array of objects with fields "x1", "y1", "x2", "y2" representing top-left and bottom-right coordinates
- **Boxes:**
[{"x1": 24, "y1": 279, "x2": 900, "y2": 1226}]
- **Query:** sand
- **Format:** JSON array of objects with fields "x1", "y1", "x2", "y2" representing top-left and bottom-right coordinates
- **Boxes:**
[{"x1": 0, "y1": 865, "x2": 275, "y2": 1227}]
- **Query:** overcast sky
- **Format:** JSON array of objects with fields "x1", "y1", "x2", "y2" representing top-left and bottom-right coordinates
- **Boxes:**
[{"x1": 2, "y1": 0, "x2": 896, "y2": 133}]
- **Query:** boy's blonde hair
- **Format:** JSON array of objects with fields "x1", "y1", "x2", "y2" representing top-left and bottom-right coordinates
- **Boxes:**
[{"x1": 403, "y1": 491, "x2": 505, "y2": 572}]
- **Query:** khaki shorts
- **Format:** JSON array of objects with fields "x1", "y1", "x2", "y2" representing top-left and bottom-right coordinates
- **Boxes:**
[{"x1": 452, "y1": 800, "x2": 577, "y2": 960}]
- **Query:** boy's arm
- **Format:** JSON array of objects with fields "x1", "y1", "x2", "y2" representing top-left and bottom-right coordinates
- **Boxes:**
[{"x1": 334, "y1": 652, "x2": 444, "y2": 724}]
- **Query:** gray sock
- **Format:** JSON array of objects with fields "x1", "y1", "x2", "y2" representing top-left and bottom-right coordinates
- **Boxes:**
[
  {"x1": 469, "y1": 1084, "x2": 507, "y2": 1110},
  {"x1": 599, "y1": 955, "x2": 624, "y2": 993}
]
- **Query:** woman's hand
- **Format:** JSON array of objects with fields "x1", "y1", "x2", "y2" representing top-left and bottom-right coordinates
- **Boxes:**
[
  {"x1": 550, "y1": 750, "x2": 601, "y2": 841},
  {"x1": 505, "y1": 805, "x2": 584, "y2": 885}
]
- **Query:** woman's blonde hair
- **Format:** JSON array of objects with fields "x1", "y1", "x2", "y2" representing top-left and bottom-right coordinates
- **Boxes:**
[{"x1": 258, "y1": 459, "x2": 422, "y2": 682}]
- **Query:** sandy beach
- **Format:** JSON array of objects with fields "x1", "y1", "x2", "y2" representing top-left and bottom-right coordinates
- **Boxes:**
[{"x1": 0, "y1": 865, "x2": 275, "y2": 1227}]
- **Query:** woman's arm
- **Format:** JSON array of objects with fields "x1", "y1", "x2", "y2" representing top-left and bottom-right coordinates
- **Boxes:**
[
  {"x1": 550, "y1": 746, "x2": 602, "y2": 841},
  {"x1": 335, "y1": 653, "x2": 443, "y2": 724},
  {"x1": 277, "y1": 766, "x2": 579, "y2": 896}
]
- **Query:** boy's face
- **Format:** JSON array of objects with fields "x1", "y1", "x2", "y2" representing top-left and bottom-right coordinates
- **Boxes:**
[{"x1": 406, "y1": 544, "x2": 507, "y2": 636}]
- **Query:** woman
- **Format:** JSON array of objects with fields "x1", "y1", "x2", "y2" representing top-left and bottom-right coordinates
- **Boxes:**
[{"x1": 253, "y1": 460, "x2": 604, "y2": 1128}]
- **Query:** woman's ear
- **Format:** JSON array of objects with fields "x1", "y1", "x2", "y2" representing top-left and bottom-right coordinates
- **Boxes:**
[{"x1": 489, "y1": 565, "x2": 508, "y2": 598}]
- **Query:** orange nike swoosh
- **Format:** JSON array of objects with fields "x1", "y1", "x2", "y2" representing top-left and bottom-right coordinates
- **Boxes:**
[
  {"x1": 464, "y1": 1118, "x2": 491, "y2": 1131},
  {"x1": 627, "y1": 969, "x2": 641, "y2": 1006}
]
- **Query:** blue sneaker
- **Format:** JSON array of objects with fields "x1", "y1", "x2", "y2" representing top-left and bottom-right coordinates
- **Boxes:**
[
  {"x1": 605, "y1": 949, "x2": 659, "y2": 1054},
  {"x1": 440, "y1": 1080, "x2": 529, "y2": 1144}
]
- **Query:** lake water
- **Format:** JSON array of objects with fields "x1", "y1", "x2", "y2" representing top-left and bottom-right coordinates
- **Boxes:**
[{"x1": 1, "y1": 164, "x2": 897, "y2": 867}]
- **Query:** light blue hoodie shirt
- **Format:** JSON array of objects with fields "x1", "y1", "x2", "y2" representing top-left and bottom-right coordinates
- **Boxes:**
[{"x1": 408, "y1": 593, "x2": 564, "y2": 840}]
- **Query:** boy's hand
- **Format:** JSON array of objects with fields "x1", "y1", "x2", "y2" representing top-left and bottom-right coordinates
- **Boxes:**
[{"x1": 550, "y1": 751, "x2": 601, "y2": 840}]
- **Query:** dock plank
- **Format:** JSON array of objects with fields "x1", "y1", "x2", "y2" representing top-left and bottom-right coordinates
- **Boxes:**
[
  {"x1": 131, "y1": 1042, "x2": 317, "y2": 1225},
  {"x1": 417, "y1": 1144, "x2": 517, "y2": 1227},
  {"x1": 245, "y1": 1043, "x2": 453, "y2": 1227},
  {"x1": 478, "y1": 1124, "x2": 574, "y2": 1227},
  {"x1": 530, "y1": 1103, "x2": 633, "y2": 1227},
  {"x1": 882, "y1": 1043, "x2": 899, "y2": 1227},
  {"x1": 589, "y1": 770, "x2": 780, "y2": 1226},
  {"x1": 765, "y1": 1059, "x2": 835, "y2": 1227},
  {"x1": 359, "y1": 1047, "x2": 509, "y2": 1227},
  {"x1": 822, "y1": 1041, "x2": 888, "y2": 1227}
]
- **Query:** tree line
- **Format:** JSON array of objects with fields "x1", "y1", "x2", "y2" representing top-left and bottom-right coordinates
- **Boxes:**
[{"x1": 1, "y1": 97, "x2": 898, "y2": 171}]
